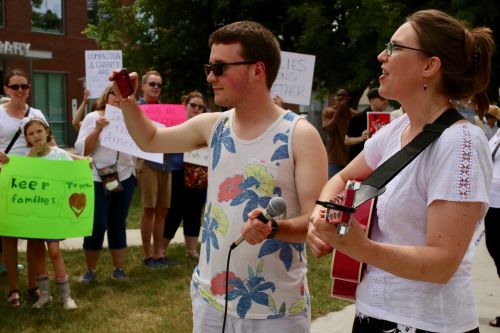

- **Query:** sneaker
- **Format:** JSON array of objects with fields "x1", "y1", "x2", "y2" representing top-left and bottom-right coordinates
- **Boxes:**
[
  {"x1": 111, "y1": 268, "x2": 129, "y2": 281},
  {"x1": 62, "y1": 297, "x2": 77, "y2": 310},
  {"x1": 155, "y1": 257, "x2": 178, "y2": 267},
  {"x1": 143, "y1": 257, "x2": 161, "y2": 269},
  {"x1": 78, "y1": 269, "x2": 96, "y2": 284}
]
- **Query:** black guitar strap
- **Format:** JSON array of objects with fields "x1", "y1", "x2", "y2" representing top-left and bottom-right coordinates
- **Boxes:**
[
  {"x1": 353, "y1": 108, "x2": 464, "y2": 208},
  {"x1": 4, "y1": 106, "x2": 31, "y2": 154}
]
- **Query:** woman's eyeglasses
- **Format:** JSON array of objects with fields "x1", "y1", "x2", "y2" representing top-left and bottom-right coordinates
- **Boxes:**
[
  {"x1": 7, "y1": 84, "x2": 31, "y2": 90},
  {"x1": 385, "y1": 42, "x2": 427, "y2": 56},
  {"x1": 204, "y1": 61, "x2": 256, "y2": 77},
  {"x1": 147, "y1": 82, "x2": 161, "y2": 88},
  {"x1": 189, "y1": 102, "x2": 205, "y2": 110}
]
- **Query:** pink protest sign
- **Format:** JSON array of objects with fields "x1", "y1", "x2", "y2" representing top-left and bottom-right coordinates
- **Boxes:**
[{"x1": 140, "y1": 104, "x2": 187, "y2": 127}]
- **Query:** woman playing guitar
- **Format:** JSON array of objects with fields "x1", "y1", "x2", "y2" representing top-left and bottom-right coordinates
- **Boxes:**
[{"x1": 308, "y1": 9, "x2": 494, "y2": 333}]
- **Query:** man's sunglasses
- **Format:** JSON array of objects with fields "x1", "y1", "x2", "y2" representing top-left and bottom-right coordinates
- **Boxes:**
[
  {"x1": 7, "y1": 84, "x2": 31, "y2": 90},
  {"x1": 147, "y1": 82, "x2": 162, "y2": 88},
  {"x1": 204, "y1": 61, "x2": 256, "y2": 77},
  {"x1": 189, "y1": 102, "x2": 205, "y2": 110}
]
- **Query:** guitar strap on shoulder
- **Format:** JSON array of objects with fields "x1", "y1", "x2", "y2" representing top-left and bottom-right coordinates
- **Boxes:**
[{"x1": 353, "y1": 108, "x2": 464, "y2": 208}]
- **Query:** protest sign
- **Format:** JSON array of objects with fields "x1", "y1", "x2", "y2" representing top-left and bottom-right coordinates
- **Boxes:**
[
  {"x1": 100, "y1": 104, "x2": 164, "y2": 163},
  {"x1": 271, "y1": 51, "x2": 316, "y2": 106},
  {"x1": 139, "y1": 104, "x2": 187, "y2": 127},
  {"x1": 0, "y1": 156, "x2": 94, "y2": 238},
  {"x1": 184, "y1": 148, "x2": 209, "y2": 167},
  {"x1": 85, "y1": 50, "x2": 122, "y2": 98},
  {"x1": 367, "y1": 112, "x2": 391, "y2": 135}
]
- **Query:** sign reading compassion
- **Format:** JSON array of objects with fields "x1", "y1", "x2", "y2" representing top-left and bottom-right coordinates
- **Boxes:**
[{"x1": 0, "y1": 157, "x2": 94, "y2": 238}]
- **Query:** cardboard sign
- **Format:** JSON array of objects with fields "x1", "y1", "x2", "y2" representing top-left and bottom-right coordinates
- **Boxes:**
[
  {"x1": 367, "y1": 112, "x2": 391, "y2": 135},
  {"x1": 0, "y1": 156, "x2": 94, "y2": 238},
  {"x1": 139, "y1": 104, "x2": 187, "y2": 127},
  {"x1": 184, "y1": 148, "x2": 209, "y2": 167},
  {"x1": 85, "y1": 50, "x2": 122, "y2": 98},
  {"x1": 100, "y1": 104, "x2": 164, "y2": 163},
  {"x1": 271, "y1": 51, "x2": 316, "y2": 106}
]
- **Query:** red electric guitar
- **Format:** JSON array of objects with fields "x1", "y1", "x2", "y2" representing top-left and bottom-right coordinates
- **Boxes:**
[{"x1": 319, "y1": 181, "x2": 376, "y2": 301}]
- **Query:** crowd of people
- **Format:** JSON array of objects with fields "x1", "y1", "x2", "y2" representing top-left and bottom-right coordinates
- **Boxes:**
[{"x1": 0, "y1": 8, "x2": 499, "y2": 333}]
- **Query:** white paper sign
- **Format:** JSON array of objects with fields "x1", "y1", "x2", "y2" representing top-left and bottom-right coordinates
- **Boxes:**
[
  {"x1": 271, "y1": 51, "x2": 316, "y2": 106},
  {"x1": 100, "y1": 104, "x2": 164, "y2": 163},
  {"x1": 183, "y1": 148, "x2": 209, "y2": 167},
  {"x1": 85, "y1": 50, "x2": 122, "y2": 99}
]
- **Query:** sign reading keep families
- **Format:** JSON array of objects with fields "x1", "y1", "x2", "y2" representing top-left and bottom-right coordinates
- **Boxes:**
[
  {"x1": 100, "y1": 104, "x2": 164, "y2": 163},
  {"x1": 0, "y1": 156, "x2": 94, "y2": 238},
  {"x1": 271, "y1": 51, "x2": 316, "y2": 106},
  {"x1": 85, "y1": 50, "x2": 123, "y2": 99}
]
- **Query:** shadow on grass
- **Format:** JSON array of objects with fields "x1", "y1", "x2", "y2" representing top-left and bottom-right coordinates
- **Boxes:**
[{"x1": 0, "y1": 244, "x2": 349, "y2": 332}]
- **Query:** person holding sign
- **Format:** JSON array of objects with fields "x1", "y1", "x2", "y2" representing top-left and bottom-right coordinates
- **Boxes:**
[
  {"x1": 22, "y1": 118, "x2": 78, "y2": 310},
  {"x1": 163, "y1": 91, "x2": 208, "y2": 260},
  {"x1": 0, "y1": 68, "x2": 49, "y2": 307},
  {"x1": 308, "y1": 9, "x2": 493, "y2": 332},
  {"x1": 75, "y1": 85, "x2": 136, "y2": 283},
  {"x1": 345, "y1": 87, "x2": 389, "y2": 163},
  {"x1": 111, "y1": 20, "x2": 327, "y2": 333}
]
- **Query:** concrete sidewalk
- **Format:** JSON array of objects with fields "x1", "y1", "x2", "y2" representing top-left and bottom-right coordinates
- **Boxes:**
[
  {"x1": 311, "y1": 239, "x2": 500, "y2": 333},
  {"x1": 17, "y1": 229, "x2": 499, "y2": 332}
]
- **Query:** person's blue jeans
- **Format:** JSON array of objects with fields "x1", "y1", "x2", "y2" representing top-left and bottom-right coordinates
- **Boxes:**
[
  {"x1": 328, "y1": 163, "x2": 344, "y2": 179},
  {"x1": 83, "y1": 175, "x2": 135, "y2": 251}
]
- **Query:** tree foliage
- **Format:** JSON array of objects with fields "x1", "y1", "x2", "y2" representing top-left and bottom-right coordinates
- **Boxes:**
[{"x1": 85, "y1": 0, "x2": 500, "y2": 106}]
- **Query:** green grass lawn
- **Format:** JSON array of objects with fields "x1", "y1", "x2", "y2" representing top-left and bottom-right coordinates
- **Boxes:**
[{"x1": 0, "y1": 189, "x2": 350, "y2": 332}]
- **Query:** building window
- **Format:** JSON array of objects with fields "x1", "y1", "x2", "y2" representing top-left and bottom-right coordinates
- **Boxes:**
[
  {"x1": 31, "y1": 0, "x2": 64, "y2": 34},
  {"x1": 87, "y1": 0, "x2": 98, "y2": 25},
  {"x1": 0, "y1": 0, "x2": 4, "y2": 27},
  {"x1": 33, "y1": 72, "x2": 67, "y2": 146}
]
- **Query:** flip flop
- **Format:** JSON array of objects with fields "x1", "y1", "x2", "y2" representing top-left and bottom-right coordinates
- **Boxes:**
[
  {"x1": 7, "y1": 290, "x2": 21, "y2": 308},
  {"x1": 490, "y1": 316, "x2": 500, "y2": 327}
]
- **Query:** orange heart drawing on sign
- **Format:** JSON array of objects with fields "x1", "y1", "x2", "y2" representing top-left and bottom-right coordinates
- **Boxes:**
[{"x1": 69, "y1": 193, "x2": 86, "y2": 218}]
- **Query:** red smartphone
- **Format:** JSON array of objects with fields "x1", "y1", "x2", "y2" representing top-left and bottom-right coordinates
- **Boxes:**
[{"x1": 113, "y1": 68, "x2": 134, "y2": 98}]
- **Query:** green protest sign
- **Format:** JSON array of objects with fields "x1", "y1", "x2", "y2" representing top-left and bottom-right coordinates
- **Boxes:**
[{"x1": 0, "y1": 156, "x2": 94, "y2": 238}]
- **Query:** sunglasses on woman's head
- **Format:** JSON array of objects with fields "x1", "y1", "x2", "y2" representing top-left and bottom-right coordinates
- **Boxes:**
[
  {"x1": 204, "y1": 61, "x2": 256, "y2": 77},
  {"x1": 189, "y1": 102, "x2": 205, "y2": 110},
  {"x1": 7, "y1": 84, "x2": 30, "y2": 90}
]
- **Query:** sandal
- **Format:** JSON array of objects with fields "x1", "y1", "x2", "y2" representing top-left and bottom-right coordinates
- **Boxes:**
[
  {"x1": 490, "y1": 316, "x2": 500, "y2": 327},
  {"x1": 28, "y1": 287, "x2": 40, "y2": 301},
  {"x1": 8, "y1": 290, "x2": 21, "y2": 308}
]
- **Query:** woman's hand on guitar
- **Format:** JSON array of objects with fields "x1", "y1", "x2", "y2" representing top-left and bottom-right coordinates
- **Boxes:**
[
  {"x1": 309, "y1": 209, "x2": 369, "y2": 262},
  {"x1": 307, "y1": 209, "x2": 334, "y2": 257}
]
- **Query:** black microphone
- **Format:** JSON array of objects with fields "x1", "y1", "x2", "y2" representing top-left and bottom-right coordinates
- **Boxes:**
[{"x1": 230, "y1": 197, "x2": 287, "y2": 249}]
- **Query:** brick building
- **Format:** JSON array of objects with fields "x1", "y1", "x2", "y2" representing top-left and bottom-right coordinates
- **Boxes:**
[{"x1": 0, "y1": 0, "x2": 100, "y2": 146}]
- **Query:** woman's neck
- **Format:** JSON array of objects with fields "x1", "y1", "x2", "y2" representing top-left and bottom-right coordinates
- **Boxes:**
[{"x1": 5, "y1": 101, "x2": 27, "y2": 118}]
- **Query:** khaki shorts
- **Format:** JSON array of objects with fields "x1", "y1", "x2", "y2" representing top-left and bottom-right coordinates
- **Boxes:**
[{"x1": 136, "y1": 159, "x2": 172, "y2": 208}]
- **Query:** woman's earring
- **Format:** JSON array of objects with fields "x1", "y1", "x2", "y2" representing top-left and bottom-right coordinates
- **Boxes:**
[{"x1": 423, "y1": 78, "x2": 428, "y2": 91}]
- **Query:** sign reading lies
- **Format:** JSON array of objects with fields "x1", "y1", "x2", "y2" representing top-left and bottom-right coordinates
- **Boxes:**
[
  {"x1": 271, "y1": 51, "x2": 316, "y2": 106},
  {"x1": 0, "y1": 156, "x2": 94, "y2": 238}
]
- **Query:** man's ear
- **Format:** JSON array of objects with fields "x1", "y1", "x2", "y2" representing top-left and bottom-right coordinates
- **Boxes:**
[{"x1": 254, "y1": 62, "x2": 266, "y2": 81}]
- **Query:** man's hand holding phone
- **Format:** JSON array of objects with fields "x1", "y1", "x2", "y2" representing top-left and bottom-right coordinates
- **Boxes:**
[{"x1": 109, "y1": 68, "x2": 138, "y2": 100}]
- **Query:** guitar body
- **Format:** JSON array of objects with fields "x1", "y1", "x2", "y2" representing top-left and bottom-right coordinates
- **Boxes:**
[{"x1": 326, "y1": 181, "x2": 376, "y2": 301}]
